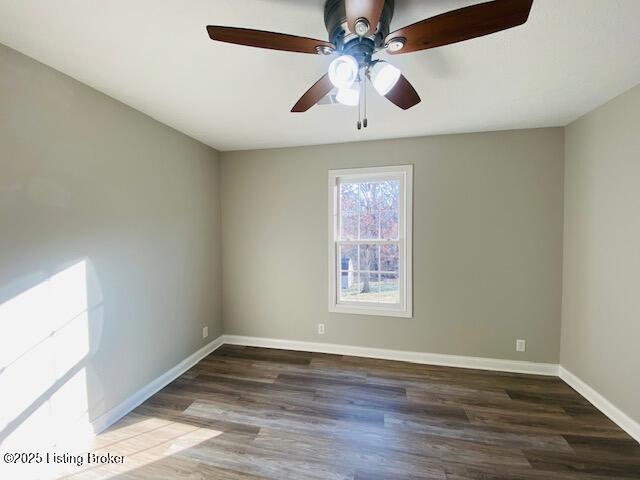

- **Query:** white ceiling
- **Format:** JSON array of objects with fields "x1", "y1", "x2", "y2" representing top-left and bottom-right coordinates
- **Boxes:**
[{"x1": 1, "y1": 0, "x2": 639, "y2": 151}]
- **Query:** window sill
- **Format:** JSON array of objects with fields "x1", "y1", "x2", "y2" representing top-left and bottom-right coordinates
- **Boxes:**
[{"x1": 329, "y1": 304, "x2": 413, "y2": 318}]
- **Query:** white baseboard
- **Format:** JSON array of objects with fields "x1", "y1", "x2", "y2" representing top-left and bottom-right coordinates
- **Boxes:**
[
  {"x1": 90, "y1": 334, "x2": 225, "y2": 435},
  {"x1": 559, "y1": 366, "x2": 640, "y2": 443},
  {"x1": 221, "y1": 334, "x2": 560, "y2": 376}
]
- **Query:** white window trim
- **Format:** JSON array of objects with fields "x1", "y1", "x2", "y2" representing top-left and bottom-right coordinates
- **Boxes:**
[{"x1": 328, "y1": 165, "x2": 413, "y2": 318}]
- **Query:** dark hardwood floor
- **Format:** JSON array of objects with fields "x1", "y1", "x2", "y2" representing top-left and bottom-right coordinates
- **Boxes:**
[{"x1": 70, "y1": 345, "x2": 640, "y2": 479}]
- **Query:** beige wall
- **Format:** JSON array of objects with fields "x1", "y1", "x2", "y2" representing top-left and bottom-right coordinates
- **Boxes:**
[
  {"x1": 0, "y1": 44, "x2": 222, "y2": 447},
  {"x1": 221, "y1": 128, "x2": 564, "y2": 363},
  {"x1": 562, "y1": 84, "x2": 640, "y2": 423}
]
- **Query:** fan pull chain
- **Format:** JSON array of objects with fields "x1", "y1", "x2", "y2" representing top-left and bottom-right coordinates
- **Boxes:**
[
  {"x1": 357, "y1": 78, "x2": 362, "y2": 130},
  {"x1": 363, "y1": 76, "x2": 368, "y2": 128}
]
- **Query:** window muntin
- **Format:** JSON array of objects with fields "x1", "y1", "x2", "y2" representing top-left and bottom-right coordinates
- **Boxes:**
[{"x1": 329, "y1": 166, "x2": 412, "y2": 317}]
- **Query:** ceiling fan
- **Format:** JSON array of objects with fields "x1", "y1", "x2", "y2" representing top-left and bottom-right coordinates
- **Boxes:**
[{"x1": 207, "y1": 0, "x2": 533, "y2": 128}]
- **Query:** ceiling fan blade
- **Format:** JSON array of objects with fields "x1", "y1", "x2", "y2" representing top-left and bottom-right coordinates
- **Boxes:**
[
  {"x1": 382, "y1": 75, "x2": 421, "y2": 110},
  {"x1": 291, "y1": 74, "x2": 334, "y2": 112},
  {"x1": 207, "y1": 26, "x2": 335, "y2": 54},
  {"x1": 346, "y1": 0, "x2": 385, "y2": 36},
  {"x1": 385, "y1": 0, "x2": 533, "y2": 55}
]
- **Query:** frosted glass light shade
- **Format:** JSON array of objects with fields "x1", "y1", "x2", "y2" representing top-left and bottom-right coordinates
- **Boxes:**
[
  {"x1": 328, "y1": 55, "x2": 359, "y2": 90},
  {"x1": 371, "y1": 62, "x2": 401, "y2": 96},
  {"x1": 336, "y1": 87, "x2": 359, "y2": 106}
]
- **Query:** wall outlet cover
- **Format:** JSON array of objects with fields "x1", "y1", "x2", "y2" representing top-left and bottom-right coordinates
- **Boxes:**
[
  {"x1": 516, "y1": 339, "x2": 526, "y2": 352},
  {"x1": 318, "y1": 323, "x2": 325, "y2": 335},
  {"x1": 203, "y1": 326, "x2": 209, "y2": 339}
]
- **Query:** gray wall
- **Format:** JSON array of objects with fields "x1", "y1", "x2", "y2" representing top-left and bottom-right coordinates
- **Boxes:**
[
  {"x1": 221, "y1": 128, "x2": 565, "y2": 363},
  {"x1": 0, "y1": 44, "x2": 222, "y2": 447},
  {"x1": 562, "y1": 84, "x2": 640, "y2": 423}
]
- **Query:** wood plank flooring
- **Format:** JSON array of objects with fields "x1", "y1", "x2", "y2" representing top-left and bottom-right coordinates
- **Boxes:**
[{"x1": 67, "y1": 345, "x2": 640, "y2": 480}]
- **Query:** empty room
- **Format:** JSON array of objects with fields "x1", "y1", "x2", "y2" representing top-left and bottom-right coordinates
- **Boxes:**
[{"x1": 1, "y1": 0, "x2": 639, "y2": 479}]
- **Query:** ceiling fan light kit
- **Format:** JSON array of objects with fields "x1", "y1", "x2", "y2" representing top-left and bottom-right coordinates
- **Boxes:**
[{"x1": 207, "y1": 0, "x2": 534, "y2": 127}]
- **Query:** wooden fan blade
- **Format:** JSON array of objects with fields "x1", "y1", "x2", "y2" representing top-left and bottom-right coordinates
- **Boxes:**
[
  {"x1": 346, "y1": 0, "x2": 385, "y2": 36},
  {"x1": 207, "y1": 26, "x2": 334, "y2": 54},
  {"x1": 385, "y1": 0, "x2": 533, "y2": 55},
  {"x1": 383, "y1": 75, "x2": 421, "y2": 110},
  {"x1": 291, "y1": 74, "x2": 334, "y2": 112}
]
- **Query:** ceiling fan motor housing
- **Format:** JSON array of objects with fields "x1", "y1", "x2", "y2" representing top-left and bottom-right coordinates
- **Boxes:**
[{"x1": 324, "y1": 0, "x2": 395, "y2": 65}]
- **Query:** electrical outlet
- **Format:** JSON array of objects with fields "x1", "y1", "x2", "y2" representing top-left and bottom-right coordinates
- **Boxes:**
[
  {"x1": 202, "y1": 326, "x2": 209, "y2": 339},
  {"x1": 318, "y1": 323, "x2": 325, "y2": 335},
  {"x1": 516, "y1": 339, "x2": 526, "y2": 352}
]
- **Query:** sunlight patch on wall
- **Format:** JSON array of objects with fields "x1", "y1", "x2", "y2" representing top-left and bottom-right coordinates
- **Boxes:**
[{"x1": 0, "y1": 260, "x2": 94, "y2": 451}]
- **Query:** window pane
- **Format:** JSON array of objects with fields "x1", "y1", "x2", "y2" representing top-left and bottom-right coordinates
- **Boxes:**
[
  {"x1": 340, "y1": 272, "x2": 381, "y2": 303},
  {"x1": 380, "y1": 244, "x2": 399, "y2": 272},
  {"x1": 359, "y1": 211, "x2": 379, "y2": 240},
  {"x1": 339, "y1": 244, "x2": 357, "y2": 272},
  {"x1": 361, "y1": 272, "x2": 380, "y2": 299},
  {"x1": 358, "y1": 182, "x2": 380, "y2": 212},
  {"x1": 358, "y1": 183, "x2": 380, "y2": 239},
  {"x1": 340, "y1": 213, "x2": 358, "y2": 240},
  {"x1": 340, "y1": 272, "x2": 362, "y2": 301},
  {"x1": 340, "y1": 183, "x2": 359, "y2": 213},
  {"x1": 379, "y1": 180, "x2": 400, "y2": 209},
  {"x1": 380, "y1": 273, "x2": 399, "y2": 304},
  {"x1": 358, "y1": 244, "x2": 379, "y2": 271},
  {"x1": 380, "y1": 209, "x2": 398, "y2": 239}
]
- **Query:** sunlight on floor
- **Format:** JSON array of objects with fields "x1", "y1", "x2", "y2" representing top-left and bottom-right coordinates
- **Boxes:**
[
  {"x1": 60, "y1": 415, "x2": 222, "y2": 480},
  {"x1": 0, "y1": 413, "x2": 222, "y2": 479}
]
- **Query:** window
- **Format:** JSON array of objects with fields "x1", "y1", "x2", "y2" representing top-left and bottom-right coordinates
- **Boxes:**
[{"x1": 328, "y1": 165, "x2": 412, "y2": 317}]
